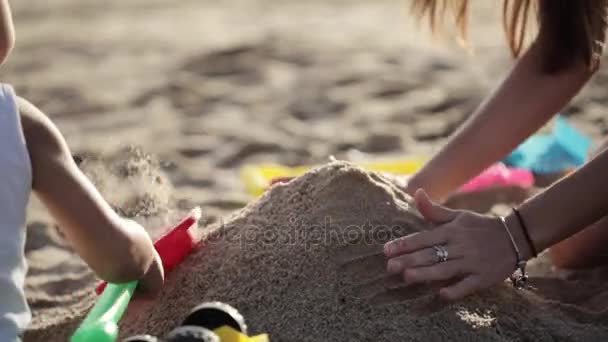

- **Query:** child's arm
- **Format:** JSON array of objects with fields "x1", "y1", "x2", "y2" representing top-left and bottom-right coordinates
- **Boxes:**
[
  {"x1": 18, "y1": 97, "x2": 163, "y2": 294},
  {"x1": 406, "y1": 37, "x2": 594, "y2": 202},
  {"x1": 0, "y1": 0, "x2": 14, "y2": 63}
]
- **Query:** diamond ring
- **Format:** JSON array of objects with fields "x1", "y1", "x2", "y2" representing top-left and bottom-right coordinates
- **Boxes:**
[{"x1": 433, "y1": 245, "x2": 448, "y2": 263}]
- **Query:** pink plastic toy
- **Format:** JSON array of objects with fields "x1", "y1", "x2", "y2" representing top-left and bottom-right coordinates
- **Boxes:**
[{"x1": 459, "y1": 163, "x2": 534, "y2": 193}]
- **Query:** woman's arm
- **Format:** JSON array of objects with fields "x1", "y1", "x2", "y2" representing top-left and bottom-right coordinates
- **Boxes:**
[
  {"x1": 19, "y1": 97, "x2": 163, "y2": 293},
  {"x1": 407, "y1": 38, "x2": 593, "y2": 202},
  {"x1": 384, "y1": 148, "x2": 608, "y2": 300},
  {"x1": 512, "y1": 147, "x2": 608, "y2": 257}
]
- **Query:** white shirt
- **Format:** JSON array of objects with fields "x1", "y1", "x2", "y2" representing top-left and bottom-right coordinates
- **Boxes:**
[{"x1": 0, "y1": 84, "x2": 32, "y2": 342}]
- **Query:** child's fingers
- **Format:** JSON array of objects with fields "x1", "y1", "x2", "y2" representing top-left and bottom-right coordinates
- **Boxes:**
[{"x1": 135, "y1": 251, "x2": 164, "y2": 300}]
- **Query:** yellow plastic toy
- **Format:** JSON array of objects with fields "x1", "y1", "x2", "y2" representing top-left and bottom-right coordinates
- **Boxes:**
[
  {"x1": 240, "y1": 158, "x2": 427, "y2": 196},
  {"x1": 214, "y1": 326, "x2": 269, "y2": 342},
  {"x1": 123, "y1": 302, "x2": 269, "y2": 342},
  {"x1": 177, "y1": 302, "x2": 268, "y2": 342}
]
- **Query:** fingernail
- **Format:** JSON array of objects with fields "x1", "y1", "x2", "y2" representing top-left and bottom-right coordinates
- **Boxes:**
[{"x1": 384, "y1": 243, "x2": 393, "y2": 256}]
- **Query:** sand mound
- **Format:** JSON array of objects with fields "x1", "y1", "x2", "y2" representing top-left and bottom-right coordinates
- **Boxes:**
[{"x1": 119, "y1": 161, "x2": 608, "y2": 341}]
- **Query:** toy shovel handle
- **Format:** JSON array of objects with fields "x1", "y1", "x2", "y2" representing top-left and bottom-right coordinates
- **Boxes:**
[
  {"x1": 74, "y1": 208, "x2": 202, "y2": 342},
  {"x1": 71, "y1": 281, "x2": 138, "y2": 342}
]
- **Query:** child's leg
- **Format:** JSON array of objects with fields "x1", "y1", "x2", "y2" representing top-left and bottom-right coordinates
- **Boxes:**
[{"x1": 549, "y1": 138, "x2": 608, "y2": 269}]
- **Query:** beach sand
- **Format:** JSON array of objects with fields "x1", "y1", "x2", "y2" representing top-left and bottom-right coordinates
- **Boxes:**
[
  {"x1": 116, "y1": 162, "x2": 608, "y2": 341},
  {"x1": 7, "y1": 0, "x2": 608, "y2": 341}
]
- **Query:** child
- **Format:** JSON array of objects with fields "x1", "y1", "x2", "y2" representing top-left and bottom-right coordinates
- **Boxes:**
[
  {"x1": 383, "y1": 0, "x2": 608, "y2": 300},
  {"x1": 0, "y1": 1, "x2": 164, "y2": 340}
]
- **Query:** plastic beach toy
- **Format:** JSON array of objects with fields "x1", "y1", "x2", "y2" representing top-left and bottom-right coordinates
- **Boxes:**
[
  {"x1": 270, "y1": 163, "x2": 533, "y2": 194},
  {"x1": 459, "y1": 163, "x2": 534, "y2": 193},
  {"x1": 180, "y1": 302, "x2": 269, "y2": 342},
  {"x1": 241, "y1": 158, "x2": 427, "y2": 196},
  {"x1": 72, "y1": 208, "x2": 202, "y2": 342},
  {"x1": 213, "y1": 326, "x2": 269, "y2": 342},
  {"x1": 504, "y1": 116, "x2": 593, "y2": 174},
  {"x1": 121, "y1": 302, "x2": 269, "y2": 342},
  {"x1": 71, "y1": 281, "x2": 138, "y2": 342}
]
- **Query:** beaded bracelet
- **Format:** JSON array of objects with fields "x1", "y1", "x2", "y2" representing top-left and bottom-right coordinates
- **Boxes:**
[{"x1": 499, "y1": 216, "x2": 528, "y2": 289}]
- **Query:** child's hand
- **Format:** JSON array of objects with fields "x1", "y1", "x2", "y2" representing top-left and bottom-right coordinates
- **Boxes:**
[
  {"x1": 120, "y1": 219, "x2": 165, "y2": 300},
  {"x1": 135, "y1": 248, "x2": 164, "y2": 300}
]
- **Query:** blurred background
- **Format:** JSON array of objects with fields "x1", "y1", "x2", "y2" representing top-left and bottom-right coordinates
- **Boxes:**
[{"x1": 9, "y1": 1, "x2": 607, "y2": 339}]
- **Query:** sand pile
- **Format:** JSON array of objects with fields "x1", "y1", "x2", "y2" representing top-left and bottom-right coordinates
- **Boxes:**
[{"x1": 119, "y1": 161, "x2": 608, "y2": 341}]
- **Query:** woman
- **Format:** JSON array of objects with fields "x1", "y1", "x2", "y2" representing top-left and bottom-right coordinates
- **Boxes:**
[{"x1": 384, "y1": 0, "x2": 608, "y2": 300}]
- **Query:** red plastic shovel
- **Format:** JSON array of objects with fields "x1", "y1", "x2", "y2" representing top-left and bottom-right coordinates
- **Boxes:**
[{"x1": 95, "y1": 207, "x2": 202, "y2": 295}]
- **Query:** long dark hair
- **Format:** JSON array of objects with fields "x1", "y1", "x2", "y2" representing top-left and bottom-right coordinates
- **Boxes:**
[{"x1": 412, "y1": 0, "x2": 608, "y2": 73}]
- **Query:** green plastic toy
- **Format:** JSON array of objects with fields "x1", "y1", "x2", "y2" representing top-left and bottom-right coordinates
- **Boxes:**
[
  {"x1": 70, "y1": 208, "x2": 202, "y2": 342},
  {"x1": 71, "y1": 281, "x2": 138, "y2": 342}
]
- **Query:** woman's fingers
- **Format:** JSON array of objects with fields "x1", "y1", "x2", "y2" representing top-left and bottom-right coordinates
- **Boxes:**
[
  {"x1": 384, "y1": 230, "x2": 447, "y2": 257},
  {"x1": 402, "y1": 259, "x2": 469, "y2": 285},
  {"x1": 414, "y1": 189, "x2": 458, "y2": 224},
  {"x1": 384, "y1": 189, "x2": 462, "y2": 258},
  {"x1": 387, "y1": 247, "x2": 438, "y2": 272},
  {"x1": 384, "y1": 209, "x2": 517, "y2": 300},
  {"x1": 439, "y1": 275, "x2": 483, "y2": 301},
  {"x1": 386, "y1": 244, "x2": 465, "y2": 273}
]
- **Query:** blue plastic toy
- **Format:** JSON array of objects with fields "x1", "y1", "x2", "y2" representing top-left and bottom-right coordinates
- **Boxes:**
[{"x1": 504, "y1": 116, "x2": 593, "y2": 174}]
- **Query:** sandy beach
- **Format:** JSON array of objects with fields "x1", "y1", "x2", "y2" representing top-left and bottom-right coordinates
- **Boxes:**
[{"x1": 6, "y1": 0, "x2": 608, "y2": 341}]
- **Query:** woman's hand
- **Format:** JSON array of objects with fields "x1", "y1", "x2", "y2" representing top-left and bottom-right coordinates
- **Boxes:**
[{"x1": 384, "y1": 189, "x2": 518, "y2": 301}]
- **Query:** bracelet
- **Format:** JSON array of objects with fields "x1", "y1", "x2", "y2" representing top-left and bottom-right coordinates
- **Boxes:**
[
  {"x1": 499, "y1": 216, "x2": 529, "y2": 289},
  {"x1": 512, "y1": 207, "x2": 538, "y2": 258}
]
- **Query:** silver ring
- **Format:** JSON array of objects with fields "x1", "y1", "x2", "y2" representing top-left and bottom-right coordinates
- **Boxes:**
[{"x1": 433, "y1": 245, "x2": 448, "y2": 263}]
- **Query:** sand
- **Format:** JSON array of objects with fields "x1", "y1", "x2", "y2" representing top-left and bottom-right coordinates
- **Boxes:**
[
  {"x1": 9, "y1": 0, "x2": 608, "y2": 341},
  {"x1": 113, "y1": 161, "x2": 606, "y2": 341}
]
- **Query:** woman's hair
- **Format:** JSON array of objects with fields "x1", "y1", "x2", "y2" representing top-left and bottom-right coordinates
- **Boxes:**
[{"x1": 412, "y1": 0, "x2": 608, "y2": 73}]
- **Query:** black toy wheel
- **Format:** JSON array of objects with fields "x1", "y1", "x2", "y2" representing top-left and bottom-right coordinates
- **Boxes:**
[
  {"x1": 164, "y1": 325, "x2": 220, "y2": 342},
  {"x1": 122, "y1": 335, "x2": 159, "y2": 342},
  {"x1": 182, "y1": 302, "x2": 247, "y2": 334}
]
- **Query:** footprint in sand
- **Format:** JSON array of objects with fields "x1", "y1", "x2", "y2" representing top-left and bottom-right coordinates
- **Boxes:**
[
  {"x1": 17, "y1": 85, "x2": 111, "y2": 118},
  {"x1": 178, "y1": 146, "x2": 215, "y2": 159},
  {"x1": 358, "y1": 133, "x2": 403, "y2": 153},
  {"x1": 369, "y1": 80, "x2": 412, "y2": 100},
  {"x1": 25, "y1": 222, "x2": 63, "y2": 252},
  {"x1": 215, "y1": 142, "x2": 286, "y2": 168},
  {"x1": 289, "y1": 91, "x2": 347, "y2": 121},
  {"x1": 180, "y1": 44, "x2": 264, "y2": 84}
]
